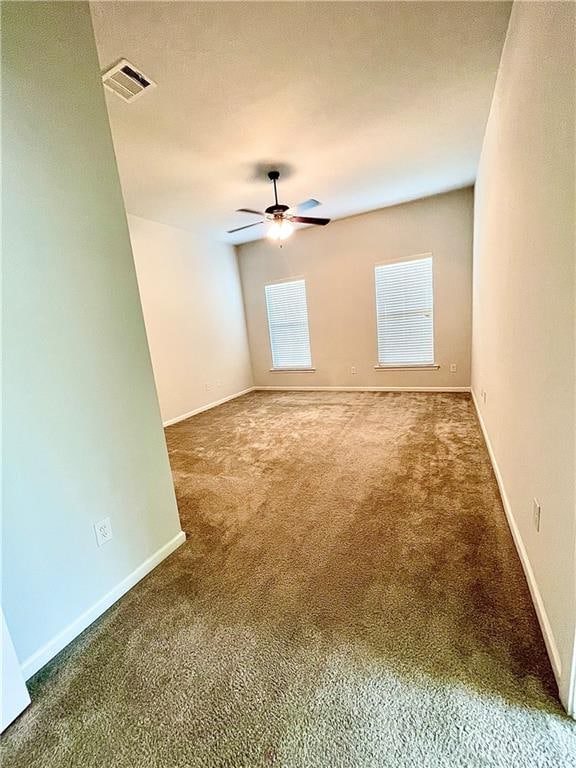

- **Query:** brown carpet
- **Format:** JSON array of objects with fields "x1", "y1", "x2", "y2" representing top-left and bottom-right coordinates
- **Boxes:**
[{"x1": 2, "y1": 391, "x2": 575, "y2": 767}]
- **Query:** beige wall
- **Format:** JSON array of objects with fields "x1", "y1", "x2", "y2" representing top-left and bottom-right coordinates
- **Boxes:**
[
  {"x1": 128, "y1": 215, "x2": 253, "y2": 424},
  {"x1": 238, "y1": 188, "x2": 473, "y2": 390},
  {"x1": 2, "y1": 2, "x2": 183, "y2": 674},
  {"x1": 472, "y1": 2, "x2": 575, "y2": 710}
]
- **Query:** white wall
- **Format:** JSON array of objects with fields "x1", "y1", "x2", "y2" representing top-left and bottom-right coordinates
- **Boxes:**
[
  {"x1": 2, "y1": 2, "x2": 184, "y2": 676},
  {"x1": 238, "y1": 188, "x2": 473, "y2": 390},
  {"x1": 472, "y1": 1, "x2": 575, "y2": 710},
  {"x1": 1, "y1": 611, "x2": 30, "y2": 730},
  {"x1": 128, "y1": 216, "x2": 253, "y2": 424}
]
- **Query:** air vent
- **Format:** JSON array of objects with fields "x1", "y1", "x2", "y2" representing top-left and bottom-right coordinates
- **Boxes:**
[{"x1": 102, "y1": 59, "x2": 156, "y2": 103}]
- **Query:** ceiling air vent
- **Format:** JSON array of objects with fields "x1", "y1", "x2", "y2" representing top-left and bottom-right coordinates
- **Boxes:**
[{"x1": 102, "y1": 59, "x2": 156, "y2": 103}]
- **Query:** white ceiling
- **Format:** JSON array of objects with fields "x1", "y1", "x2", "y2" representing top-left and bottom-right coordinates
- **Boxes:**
[{"x1": 90, "y1": 1, "x2": 511, "y2": 244}]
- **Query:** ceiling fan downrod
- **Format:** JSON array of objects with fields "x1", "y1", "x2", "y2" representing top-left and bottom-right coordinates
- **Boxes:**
[{"x1": 269, "y1": 170, "x2": 280, "y2": 207}]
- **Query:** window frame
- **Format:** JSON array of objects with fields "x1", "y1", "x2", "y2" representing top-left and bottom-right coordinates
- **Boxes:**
[{"x1": 373, "y1": 253, "x2": 437, "y2": 369}]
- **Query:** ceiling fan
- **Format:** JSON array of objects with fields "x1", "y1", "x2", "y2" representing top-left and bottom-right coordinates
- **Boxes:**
[{"x1": 227, "y1": 170, "x2": 331, "y2": 240}]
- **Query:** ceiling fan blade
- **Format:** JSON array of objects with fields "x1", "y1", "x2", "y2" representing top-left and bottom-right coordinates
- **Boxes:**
[
  {"x1": 287, "y1": 199, "x2": 320, "y2": 216},
  {"x1": 236, "y1": 208, "x2": 265, "y2": 216},
  {"x1": 227, "y1": 221, "x2": 263, "y2": 234},
  {"x1": 296, "y1": 199, "x2": 321, "y2": 212},
  {"x1": 290, "y1": 216, "x2": 331, "y2": 226}
]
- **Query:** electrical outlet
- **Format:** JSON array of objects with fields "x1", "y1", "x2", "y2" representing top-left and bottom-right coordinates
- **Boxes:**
[
  {"x1": 205, "y1": 382, "x2": 212, "y2": 392},
  {"x1": 533, "y1": 499, "x2": 541, "y2": 532},
  {"x1": 482, "y1": 389, "x2": 487, "y2": 404},
  {"x1": 351, "y1": 366, "x2": 357, "y2": 375},
  {"x1": 449, "y1": 363, "x2": 457, "y2": 373},
  {"x1": 94, "y1": 517, "x2": 113, "y2": 547}
]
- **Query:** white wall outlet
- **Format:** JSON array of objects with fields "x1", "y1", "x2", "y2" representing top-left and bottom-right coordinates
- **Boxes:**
[
  {"x1": 205, "y1": 382, "x2": 212, "y2": 392},
  {"x1": 533, "y1": 499, "x2": 541, "y2": 532},
  {"x1": 449, "y1": 363, "x2": 457, "y2": 373},
  {"x1": 482, "y1": 389, "x2": 487, "y2": 404},
  {"x1": 351, "y1": 366, "x2": 357, "y2": 375},
  {"x1": 94, "y1": 517, "x2": 113, "y2": 547}
]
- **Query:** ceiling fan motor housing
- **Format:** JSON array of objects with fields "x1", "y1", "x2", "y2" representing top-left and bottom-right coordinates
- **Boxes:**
[{"x1": 265, "y1": 204, "x2": 289, "y2": 217}]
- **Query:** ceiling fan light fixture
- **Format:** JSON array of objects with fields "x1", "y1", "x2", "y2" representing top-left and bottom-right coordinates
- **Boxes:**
[{"x1": 268, "y1": 219, "x2": 294, "y2": 241}]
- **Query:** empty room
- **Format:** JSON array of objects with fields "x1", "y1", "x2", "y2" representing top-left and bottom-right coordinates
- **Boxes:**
[{"x1": 2, "y1": 1, "x2": 575, "y2": 766}]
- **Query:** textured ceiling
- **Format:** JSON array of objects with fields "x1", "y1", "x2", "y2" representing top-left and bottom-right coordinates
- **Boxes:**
[{"x1": 90, "y1": 1, "x2": 511, "y2": 243}]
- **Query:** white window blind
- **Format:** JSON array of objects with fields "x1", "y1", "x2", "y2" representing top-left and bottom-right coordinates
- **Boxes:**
[
  {"x1": 374, "y1": 256, "x2": 434, "y2": 365},
  {"x1": 265, "y1": 279, "x2": 312, "y2": 369}
]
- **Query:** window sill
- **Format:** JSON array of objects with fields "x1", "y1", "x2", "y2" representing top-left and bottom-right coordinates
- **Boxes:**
[
  {"x1": 269, "y1": 367, "x2": 316, "y2": 373},
  {"x1": 374, "y1": 364, "x2": 440, "y2": 370}
]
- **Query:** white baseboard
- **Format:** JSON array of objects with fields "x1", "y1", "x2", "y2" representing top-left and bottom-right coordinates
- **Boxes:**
[
  {"x1": 163, "y1": 387, "x2": 255, "y2": 426},
  {"x1": 20, "y1": 530, "x2": 186, "y2": 680},
  {"x1": 470, "y1": 389, "x2": 563, "y2": 687},
  {"x1": 254, "y1": 386, "x2": 471, "y2": 393}
]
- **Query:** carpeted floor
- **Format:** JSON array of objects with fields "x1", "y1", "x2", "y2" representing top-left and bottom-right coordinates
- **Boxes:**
[{"x1": 2, "y1": 391, "x2": 575, "y2": 767}]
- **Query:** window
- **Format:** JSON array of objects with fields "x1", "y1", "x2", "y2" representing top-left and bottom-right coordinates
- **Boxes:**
[
  {"x1": 265, "y1": 279, "x2": 312, "y2": 369},
  {"x1": 374, "y1": 255, "x2": 434, "y2": 366}
]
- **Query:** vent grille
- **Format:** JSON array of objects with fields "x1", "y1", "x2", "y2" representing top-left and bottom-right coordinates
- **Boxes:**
[{"x1": 102, "y1": 59, "x2": 156, "y2": 103}]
